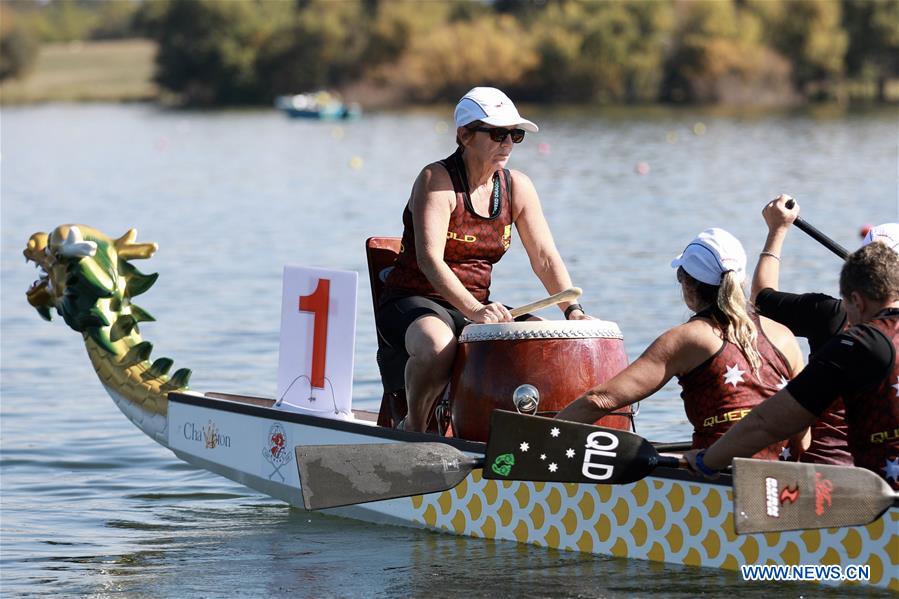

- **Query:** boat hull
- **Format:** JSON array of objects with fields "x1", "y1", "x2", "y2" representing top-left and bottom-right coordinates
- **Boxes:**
[{"x1": 166, "y1": 392, "x2": 898, "y2": 591}]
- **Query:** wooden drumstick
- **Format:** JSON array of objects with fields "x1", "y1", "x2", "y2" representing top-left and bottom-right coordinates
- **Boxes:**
[{"x1": 509, "y1": 287, "x2": 582, "y2": 319}]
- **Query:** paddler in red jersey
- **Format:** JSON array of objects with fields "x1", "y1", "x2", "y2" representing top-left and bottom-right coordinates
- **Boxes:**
[
  {"x1": 557, "y1": 228, "x2": 806, "y2": 459},
  {"x1": 751, "y1": 195, "x2": 899, "y2": 465},
  {"x1": 378, "y1": 87, "x2": 591, "y2": 433},
  {"x1": 686, "y1": 242, "x2": 899, "y2": 490}
]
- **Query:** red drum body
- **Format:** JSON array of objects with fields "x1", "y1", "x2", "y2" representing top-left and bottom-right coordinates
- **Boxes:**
[{"x1": 449, "y1": 321, "x2": 632, "y2": 442}]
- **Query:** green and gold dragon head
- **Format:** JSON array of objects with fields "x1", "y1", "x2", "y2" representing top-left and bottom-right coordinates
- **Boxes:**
[{"x1": 25, "y1": 225, "x2": 191, "y2": 435}]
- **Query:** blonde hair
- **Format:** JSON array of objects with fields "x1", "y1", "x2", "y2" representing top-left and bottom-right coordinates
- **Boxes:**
[
  {"x1": 716, "y1": 271, "x2": 762, "y2": 373},
  {"x1": 681, "y1": 267, "x2": 762, "y2": 374}
]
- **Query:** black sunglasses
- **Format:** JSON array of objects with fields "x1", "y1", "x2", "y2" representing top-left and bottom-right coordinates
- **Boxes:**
[{"x1": 471, "y1": 126, "x2": 526, "y2": 144}]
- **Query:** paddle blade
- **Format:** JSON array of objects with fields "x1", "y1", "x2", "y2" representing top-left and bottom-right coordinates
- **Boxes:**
[
  {"x1": 732, "y1": 458, "x2": 896, "y2": 534},
  {"x1": 484, "y1": 411, "x2": 671, "y2": 484},
  {"x1": 296, "y1": 443, "x2": 478, "y2": 510}
]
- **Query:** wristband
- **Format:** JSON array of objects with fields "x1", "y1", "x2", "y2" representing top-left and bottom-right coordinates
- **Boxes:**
[
  {"x1": 564, "y1": 303, "x2": 584, "y2": 319},
  {"x1": 759, "y1": 251, "x2": 780, "y2": 261},
  {"x1": 694, "y1": 450, "x2": 719, "y2": 476}
]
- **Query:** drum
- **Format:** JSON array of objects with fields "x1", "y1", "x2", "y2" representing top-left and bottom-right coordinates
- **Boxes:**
[{"x1": 448, "y1": 320, "x2": 632, "y2": 442}]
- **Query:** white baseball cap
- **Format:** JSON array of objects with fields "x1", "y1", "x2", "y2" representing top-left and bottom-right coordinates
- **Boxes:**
[
  {"x1": 671, "y1": 228, "x2": 747, "y2": 286},
  {"x1": 454, "y1": 87, "x2": 538, "y2": 133},
  {"x1": 862, "y1": 222, "x2": 899, "y2": 252}
]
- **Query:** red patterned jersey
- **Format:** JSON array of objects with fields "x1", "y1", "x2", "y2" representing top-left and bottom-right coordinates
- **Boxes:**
[
  {"x1": 382, "y1": 149, "x2": 513, "y2": 305},
  {"x1": 801, "y1": 398, "x2": 852, "y2": 465},
  {"x1": 754, "y1": 290, "x2": 852, "y2": 465},
  {"x1": 679, "y1": 315, "x2": 794, "y2": 459},
  {"x1": 843, "y1": 314, "x2": 899, "y2": 490}
]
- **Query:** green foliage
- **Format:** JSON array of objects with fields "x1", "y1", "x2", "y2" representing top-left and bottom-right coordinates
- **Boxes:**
[
  {"x1": 5, "y1": 0, "x2": 142, "y2": 43},
  {"x1": 395, "y1": 15, "x2": 538, "y2": 101},
  {"x1": 747, "y1": 0, "x2": 847, "y2": 86},
  {"x1": 143, "y1": 0, "x2": 280, "y2": 105},
  {"x1": 517, "y1": 1, "x2": 674, "y2": 102},
  {"x1": 842, "y1": 0, "x2": 899, "y2": 100},
  {"x1": 662, "y1": 0, "x2": 797, "y2": 103},
  {"x1": 256, "y1": 0, "x2": 369, "y2": 96},
  {"x1": 5, "y1": 0, "x2": 898, "y2": 105},
  {"x1": 0, "y1": 18, "x2": 40, "y2": 81}
]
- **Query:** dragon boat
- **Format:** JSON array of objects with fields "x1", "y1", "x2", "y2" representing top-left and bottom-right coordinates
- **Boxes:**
[{"x1": 24, "y1": 224, "x2": 899, "y2": 591}]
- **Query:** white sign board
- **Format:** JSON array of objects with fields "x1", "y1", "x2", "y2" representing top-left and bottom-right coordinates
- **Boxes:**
[{"x1": 276, "y1": 265, "x2": 357, "y2": 420}]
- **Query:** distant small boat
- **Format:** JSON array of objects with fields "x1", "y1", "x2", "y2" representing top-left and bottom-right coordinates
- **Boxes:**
[{"x1": 275, "y1": 91, "x2": 361, "y2": 120}]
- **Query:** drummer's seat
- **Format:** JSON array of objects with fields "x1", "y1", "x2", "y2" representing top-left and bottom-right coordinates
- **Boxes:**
[
  {"x1": 365, "y1": 237, "x2": 407, "y2": 428},
  {"x1": 365, "y1": 237, "x2": 447, "y2": 433}
]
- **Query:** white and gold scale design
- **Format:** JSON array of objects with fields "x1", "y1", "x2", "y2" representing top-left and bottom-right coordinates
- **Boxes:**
[{"x1": 411, "y1": 471, "x2": 898, "y2": 590}]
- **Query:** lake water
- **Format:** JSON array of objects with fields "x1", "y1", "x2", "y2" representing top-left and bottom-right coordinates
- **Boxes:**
[{"x1": 2, "y1": 103, "x2": 897, "y2": 597}]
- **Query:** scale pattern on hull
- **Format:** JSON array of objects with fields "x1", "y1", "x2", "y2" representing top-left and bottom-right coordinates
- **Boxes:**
[{"x1": 411, "y1": 471, "x2": 898, "y2": 590}]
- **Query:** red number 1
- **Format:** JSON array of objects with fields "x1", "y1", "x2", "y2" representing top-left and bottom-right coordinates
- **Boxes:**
[{"x1": 299, "y1": 278, "x2": 330, "y2": 389}]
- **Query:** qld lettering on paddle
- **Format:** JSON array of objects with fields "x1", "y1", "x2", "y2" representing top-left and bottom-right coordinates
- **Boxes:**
[{"x1": 581, "y1": 430, "x2": 620, "y2": 481}]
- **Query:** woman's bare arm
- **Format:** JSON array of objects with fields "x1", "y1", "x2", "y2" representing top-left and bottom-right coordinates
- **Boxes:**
[
  {"x1": 510, "y1": 170, "x2": 584, "y2": 318},
  {"x1": 556, "y1": 324, "x2": 710, "y2": 423}
]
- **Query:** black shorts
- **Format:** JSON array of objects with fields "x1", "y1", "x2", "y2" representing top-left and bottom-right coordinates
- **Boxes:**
[{"x1": 376, "y1": 296, "x2": 469, "y2": 352}]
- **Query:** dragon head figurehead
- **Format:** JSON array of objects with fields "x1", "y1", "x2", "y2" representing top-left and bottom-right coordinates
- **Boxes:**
[
  {"x1": 24, "y1": 231, "x2": 54, "y2": 317},
  {"x1": 24, "y1": 225, "x2": 190, "y2": 425},
  {"x1": 25, "y1": 225, "x2": 159, "y2": 335}
]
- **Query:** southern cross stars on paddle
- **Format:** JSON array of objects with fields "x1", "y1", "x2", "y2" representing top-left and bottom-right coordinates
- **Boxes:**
[
  {"x1": 883, "y1": 457, "x2": 899, "y2": 483},
  {"x1": 495, "y1": 416, "x2": 586, "y2": 480},
  {"x1": 723, "y1": 364, "x2": 745, "y2": 388},
  {"x1": 892, "y1": 376, "x2": 899, "y2": 397}
]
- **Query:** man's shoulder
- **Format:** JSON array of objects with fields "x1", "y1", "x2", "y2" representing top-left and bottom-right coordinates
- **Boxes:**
[{"x1": 822, "y1": 323, "x2": 894, "y2": 371}]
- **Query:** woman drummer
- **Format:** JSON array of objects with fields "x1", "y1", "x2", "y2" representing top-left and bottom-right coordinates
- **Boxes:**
[
  {"x1": 378, "y1": 86, "x2": 590, "y2": 433},
  {"x1": 557, "y1": 228, "x2": 806, "y2": 459}
]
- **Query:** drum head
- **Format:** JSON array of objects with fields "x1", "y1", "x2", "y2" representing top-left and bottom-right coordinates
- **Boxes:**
[{"x1": 459, "y1": 320, "x2": 623, "y2": 342}]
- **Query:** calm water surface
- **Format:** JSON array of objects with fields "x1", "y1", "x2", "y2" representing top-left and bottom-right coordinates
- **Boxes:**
[{"x1": 2, "y1": 104, "x2": 897, "y2": 597}]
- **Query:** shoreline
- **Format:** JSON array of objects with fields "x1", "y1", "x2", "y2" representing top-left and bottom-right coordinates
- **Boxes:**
[{"x1": 3, "y1": 39, "x2": 898, "y2": 110}]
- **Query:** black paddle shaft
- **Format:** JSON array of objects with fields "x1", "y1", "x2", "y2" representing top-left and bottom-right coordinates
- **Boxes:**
[{"x1": 784, "y1": 199, "x2": 849, "y2": 259}]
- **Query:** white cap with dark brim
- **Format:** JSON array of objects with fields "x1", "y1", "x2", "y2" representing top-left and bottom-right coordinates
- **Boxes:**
[
  {"x1": 454, "y1": 87, "x2": 538, "y2": 133},
  {"x1": 671, "y1": 227, "x2": 747, "y2": 286}
]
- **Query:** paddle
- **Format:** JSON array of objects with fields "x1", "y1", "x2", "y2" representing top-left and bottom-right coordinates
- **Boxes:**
[
  {"x1": 296, "y1": 442, "x2": 483, "y2": 510},
  {"x1": 731, "y1": 458, "x2": 897, "y2": 534},
  {"x1": 482, "y1": 411, "x2": 683, "y2": 484},
  {"x1": 785, "y1": 199, "x2": 849, "y2": 259},
  {"x1": 509, "y1": 287, "x2": 582, "y2": 319},
  {"x1": 295, "y1": 411, "x2": 684, "y2": 510}
]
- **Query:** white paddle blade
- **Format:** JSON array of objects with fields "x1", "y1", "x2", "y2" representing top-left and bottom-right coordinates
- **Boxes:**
[
  {"x1": 732, "y1": 458, "x2": 896, "y2": 534},
  {"x1": 296, "y1": 443, "x2": 477, "y2": 510}
]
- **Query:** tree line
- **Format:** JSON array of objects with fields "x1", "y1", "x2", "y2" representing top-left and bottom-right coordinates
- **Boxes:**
[{"x1": 2, "y1": 0, "x2": 897, "y2": 106}]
